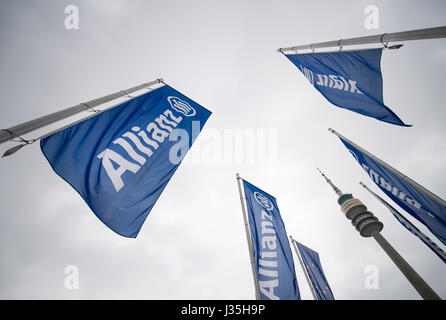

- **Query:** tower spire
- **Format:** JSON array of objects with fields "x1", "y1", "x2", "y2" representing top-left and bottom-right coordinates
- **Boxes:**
[{"x1": 317, "y1": 168, "x2": 343, "y2": 197}]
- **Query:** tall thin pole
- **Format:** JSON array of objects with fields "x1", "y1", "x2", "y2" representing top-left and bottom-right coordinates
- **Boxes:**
[
  {"x1": 0, "y1": 79, "x2": 164, "y2": 144},
  {"x1": 279, "y1": 26, "x2": 446, "y2": 53},
  {"x1": 360, "y1": 182, "x2": 446, "y2": 262},
  {"x1": 236, "y1": 173, "x2": 261, "y2": 300},
  {"x1": 289, "y1": 235, "x2": 318, "y2": 300},
  {"x1": 317, "y1": 168, "x2": 343, "y2": 197},
  {"x1": 372, "y1": 232, "x2": 441, "y2": 300}
]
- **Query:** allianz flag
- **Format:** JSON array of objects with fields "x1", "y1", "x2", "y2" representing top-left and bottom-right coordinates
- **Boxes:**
[
  {"x1": 294, "y1": 240, "x2": 334, "y2": 300},
  {"x1": 334, "y1": 131, "x2": 446, "y2": 246},
  {"x1": 41, "y1": 84, "x2": 211, "y2": 238},
  {"x1": 284, "y1": 49, "x2": 410, "y2": 126},
  {"x1": 242, "y1": 179, "x2": 300, "y2": 300},
  {"x1": 373, "y1": 192, "x2": 446, "y2": 264}
]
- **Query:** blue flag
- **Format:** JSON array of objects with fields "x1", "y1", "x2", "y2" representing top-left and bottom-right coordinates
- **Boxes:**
[
  {"x1": 372, "y1": 191, "x2": 446, "y2": 264},
  {"x1": 242, "y1": 179, "x2": 300, "y2": 300},
  {"x1": 284, "y1": 49, "x2": 410, "y2": 126},
  {"x1": 41, "y1": 84, "x2": 211, "y2": 238},
  {"x1": 335, "y1": 133, "x2": 446, "y2": 246},
  {"x1": 294, "y1": 241, "x2": 334, "y2": 300}
]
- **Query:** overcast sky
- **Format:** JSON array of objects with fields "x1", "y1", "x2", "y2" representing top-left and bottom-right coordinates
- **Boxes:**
[{"x1": 0, "y1": 0, "x2": 445, "y2": 300}]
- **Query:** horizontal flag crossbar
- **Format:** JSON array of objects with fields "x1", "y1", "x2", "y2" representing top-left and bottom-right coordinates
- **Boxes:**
[
  {"x1": 278, "y1": 26, "x2": 446, "y2": 53},
  {"x1": 0, "y1": 79, "x2": 164, "y2": 145}
]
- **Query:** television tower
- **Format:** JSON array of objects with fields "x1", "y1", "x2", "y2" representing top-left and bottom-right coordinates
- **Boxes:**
[{"x1": 317, "y1": 168, "x2": 440, "y2": 300}]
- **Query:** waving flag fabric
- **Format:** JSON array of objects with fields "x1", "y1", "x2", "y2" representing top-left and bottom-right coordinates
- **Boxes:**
[
  {"x1": 369, "y1": 188, "x2": 446, "y2": 264},
  {"x1": 242, "y1": 179, "x2": 300, "y2": 300},
  {"x1": 334, "y1": 131, "x2": 446, "y2": 246},
  {"x1": 41, "y1": 84, "x2": 211, "y2": 238},
  {"x1": 284, "y1": 49, "x2": 410, "y2": 126},
  {"x1": 294, "y1": 240, "x2": 334, "y2": 300}
]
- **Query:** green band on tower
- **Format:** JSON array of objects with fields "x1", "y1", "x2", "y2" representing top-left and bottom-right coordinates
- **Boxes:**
[{"x1": 338, "y1": 194, "x2": 353, "y2": 206}]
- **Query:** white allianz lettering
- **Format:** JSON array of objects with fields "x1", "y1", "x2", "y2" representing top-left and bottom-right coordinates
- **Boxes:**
[
  {"x1": 97, "y1": 108, "x2": 184, "y2": 192},
  {"x1": 113, "y1": 138, "x2": 146, "y2": 165},
  {"x1": 301, "y1": 65, "x2": 362, "y2": 95},
  {"x1": 97, "y1": 149, "x2": 141, "y2": 192},
  {"x1": 259, "y1": 209, "x2": 279, "y2": 300},
  {"x1": 362, "y1": 164, "x2": 422, "y2": 210},
  {"x1": 259, "y1": 279, "x2": 279, "y2": 300},
  {"x1": 123, "y1": 130, "x2": 153, "y2": 158}
]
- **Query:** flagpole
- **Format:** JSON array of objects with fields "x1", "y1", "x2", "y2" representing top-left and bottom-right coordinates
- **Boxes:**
[
  {"x1": 329, "y1": 128, "x2": 446, "y2": 208},
  {"x1": 289, "y1": 236, "x2": 318, "y2": 300},
  {"x1": 0, "y1": 78, "x2": 164, "y2": 145},
  {"x1": 278, "y1": 26, "x2": 446, "y2": 53},
  {"x1": 360, "y1": 182, "x2": 446, "y2": 262},
  {"x1": 236, "y1": 173, "x2": 261, "y2": 300}
]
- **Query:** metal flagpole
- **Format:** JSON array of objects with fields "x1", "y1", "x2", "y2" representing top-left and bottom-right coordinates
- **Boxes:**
[
  {"x1": 0, "y1": 78, "x2": 164, "y2": 145},
  {"x1": 328, "y1": 128, "x2": 446, "y2": 208},
  {"x1": 360, "y1": 182, "x2": 446, "y2": 262},
  {"x1": 289, "y1": 235, "x2": 318, "y2": 300},
  {"x1": 278, "y1": 26, "x2": 446, "y2": 53},
  {"x1": 236, "y1": 173, "x2": 261, "y2": 300}
]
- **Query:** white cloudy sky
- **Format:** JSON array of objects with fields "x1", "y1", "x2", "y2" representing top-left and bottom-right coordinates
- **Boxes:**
[{"x1": 0, "y1": 0, "x2": 445, "y2": 300}]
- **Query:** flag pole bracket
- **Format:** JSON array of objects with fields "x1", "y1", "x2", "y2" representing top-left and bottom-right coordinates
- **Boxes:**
[
  {"x1": 0, "y1": 129, "x2": 36, "y2": 145},
  {"x1": 0, "y1": 129, "x2": 38, "y2": 158},
  {"x1": 120, "y1": 90, "x2": 133, "y2": 99},
  {"x1": 338, "y1": 39, "x2": 343, "y2": 51},
  {"x1": 80, "y1": 102, "x2": 100, "y2": 113}
]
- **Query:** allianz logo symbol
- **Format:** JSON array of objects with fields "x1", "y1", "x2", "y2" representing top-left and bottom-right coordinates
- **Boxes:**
[
  {"x1": 254, "y1": 192, "x2": 274, "y2": 211},
  {"x1": 168, "y1": 96, "x2": 196, "y2": 117}
]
